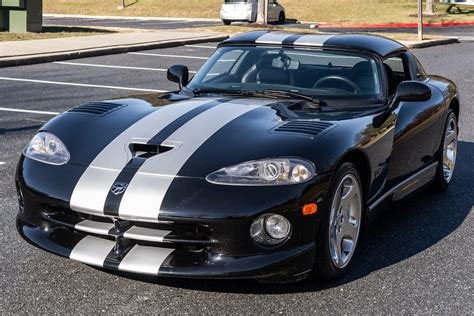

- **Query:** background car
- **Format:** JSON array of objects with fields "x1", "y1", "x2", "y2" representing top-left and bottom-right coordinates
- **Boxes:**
[{"x1": 220, "y1": 0, "x2": 285, "y2": 25}]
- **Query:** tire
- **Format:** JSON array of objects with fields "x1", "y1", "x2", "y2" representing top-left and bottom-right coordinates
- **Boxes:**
[
  {"x1": 433, "y1": 110, "x2": 458, "y2": 191},
  {"x1": 313, "y1": 163, "x2": 363, "y2": 280},
  {"x1": 278, "y1": 12, "x2": 286, "y2": 24},
  {"x1": 223, "y1": 20, "x2": 231, "y2": 26}
]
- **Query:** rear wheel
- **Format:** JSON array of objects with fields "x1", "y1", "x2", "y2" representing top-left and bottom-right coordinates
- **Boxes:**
[
  {"x1": 278, "y1": 12, "x2": 286, "y2": 24},
  {"x1": 433, "y1": 110, "x2": 458, "y2": 191},
  {"x1": 313, "y1": 163, "x2": 363, "y2": 280},
  {"x1": 223, "y1": 20, "x2": 231, "y2": 25}
]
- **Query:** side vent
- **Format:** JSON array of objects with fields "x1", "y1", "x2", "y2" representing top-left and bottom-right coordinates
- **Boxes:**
[
  {"x1": 273, "y1": 120, "x2": 335, "y2": 137},
  {"x1": 68, "y1": 102, "x2": 125, "y2": 116}
]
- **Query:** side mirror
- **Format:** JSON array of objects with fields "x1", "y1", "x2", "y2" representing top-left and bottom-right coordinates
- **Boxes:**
[
  {"x1": 374, "y1": 81, "x2": 431, "y2": 128},
  {"x1": 390, "y1": 81, "x2": 431, "y2": 109},
  {"x1": 167, "y1": 65, "x2": 189, "y2": 90}
]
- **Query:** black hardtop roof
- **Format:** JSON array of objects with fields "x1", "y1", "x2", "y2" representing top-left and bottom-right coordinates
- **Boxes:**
[{"x1": 220, "y1": 31, "x2": 407, "y2": 57}]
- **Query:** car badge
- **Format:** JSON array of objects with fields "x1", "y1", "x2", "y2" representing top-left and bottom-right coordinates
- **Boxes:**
[{"x1": 111, "y1": 182, "x2": 128, "y2": 195}]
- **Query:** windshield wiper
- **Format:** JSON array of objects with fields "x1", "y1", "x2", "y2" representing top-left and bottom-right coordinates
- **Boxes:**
[
  {"x1": 193, "y1": 88, "x2": 245, "y2": 97},
  {"x1": 251, "y1": 90, "x2": 327, "y2": 110},
  {"x1": 192, "y1": 88, "x2": 326, "y2": 111}
]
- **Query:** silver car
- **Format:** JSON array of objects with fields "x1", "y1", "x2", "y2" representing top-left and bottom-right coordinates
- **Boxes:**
[{"x1": 220, "y1": 0, "x2": 286, "y2": 25}]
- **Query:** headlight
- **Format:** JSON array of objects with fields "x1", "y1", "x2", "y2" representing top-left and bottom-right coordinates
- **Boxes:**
[
  {"x1": 250, "y1": 214, "x2": 291, "y2": 245},
  {"x1": 206, "y1": 158, "x2": 315, "y2": 186},
  {"x1": 24, "y1": 132, "x2": 70, "y2": 165}
]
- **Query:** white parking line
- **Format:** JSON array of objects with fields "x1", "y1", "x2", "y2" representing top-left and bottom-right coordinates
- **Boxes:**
[
  {"x1": 0, "y1": 162, "x2": 6, "y2": 165},
  {"x1": 0, "y1": 107, "x2": 60, "y2": 115},
  {"x1": 53, "y1": 61, "x2": 197, "y2": 73},
  {"x1": 0, "y1": 77, "x2": 166, "y2": 93},
  {"x1": 128, "y1": 52, "x2": 208, "y2": 60},
  {"x1": 185, "y1": 45, "x2": 218, "y2": 49}
]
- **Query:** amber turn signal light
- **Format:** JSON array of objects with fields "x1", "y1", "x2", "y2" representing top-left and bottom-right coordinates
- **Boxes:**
[{"x1": 302, "y1": 203, "x2": 318, "y2": 216}]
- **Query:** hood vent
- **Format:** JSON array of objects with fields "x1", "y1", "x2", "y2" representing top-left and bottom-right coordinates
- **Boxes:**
[
  {"x1": 68, "y1": 102, "x2": 125, "y2": 116},
  {"x1": 273, "y1": 120, "x2": 335, "y2": 137}
]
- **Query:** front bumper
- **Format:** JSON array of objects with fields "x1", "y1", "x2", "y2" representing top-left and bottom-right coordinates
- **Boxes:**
[
  {"x1": 17, "y1": 218, "x2": 316, "y2": 282},
  {"x1": 16, "y1": 157, "x2": 331, "y2": 283}
]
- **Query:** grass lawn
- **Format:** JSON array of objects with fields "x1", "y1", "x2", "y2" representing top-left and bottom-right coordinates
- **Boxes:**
[
  {"x1": 44, "y1": 0, "x2": 474, "y2": 24},
  {"x1": 0, "y1": 26, "x2": 116, "y2": 42}
]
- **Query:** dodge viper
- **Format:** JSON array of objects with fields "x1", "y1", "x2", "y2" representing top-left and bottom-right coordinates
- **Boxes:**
[{"x1": 16, "y1": 31, "x2": 459, "y2": 283}]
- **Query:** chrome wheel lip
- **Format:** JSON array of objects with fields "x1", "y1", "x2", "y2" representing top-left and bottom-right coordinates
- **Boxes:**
[
  {"x1": 328, "y1": 173, "x2": 362, "y2": 269},
  {"x1": 443, "y1": 116, "x2": 458, "y2": 183}
]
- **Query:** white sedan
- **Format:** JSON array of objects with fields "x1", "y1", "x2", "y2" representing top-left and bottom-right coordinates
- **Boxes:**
[{"x1": 220, "y1": 0, "x2": 286, "y2": 25}]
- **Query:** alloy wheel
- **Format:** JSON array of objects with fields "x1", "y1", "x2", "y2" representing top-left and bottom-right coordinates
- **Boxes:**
[
  {"x1": 443, "y1": 116, "x2": 458, "y2": 183},
  {"x1": 328, "y1": 174, "x2": 362, "y2": 269}
]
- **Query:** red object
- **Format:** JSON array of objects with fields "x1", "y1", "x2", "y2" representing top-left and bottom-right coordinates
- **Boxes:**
[{"x1": 317, "y1": 20, "x2": 474, "y2": 29}]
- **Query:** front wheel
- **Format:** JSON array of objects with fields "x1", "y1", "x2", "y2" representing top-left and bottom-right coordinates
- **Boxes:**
[
  {"x1": 313, "y1": 163, "x2": 363, "y2": 280},
  {"x1": 222, "y1": 20, "x2": 231, "y2": 26},
  {"x1": 433, "y1": 110, "x2": 458, "y2": 191}
]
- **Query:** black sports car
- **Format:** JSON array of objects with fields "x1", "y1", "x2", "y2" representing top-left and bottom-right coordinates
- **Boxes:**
[{"x1": 16, "y1": 31, "x2": 459, "y2": 283}]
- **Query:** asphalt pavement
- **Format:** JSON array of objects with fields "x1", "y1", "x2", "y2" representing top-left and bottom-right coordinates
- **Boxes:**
[
  {"x1": 44, "y1": 16, "x2": 223, "y2": 30},
  {"x1": 0, "y1": 41, "x2": 473, "y2": 313}
]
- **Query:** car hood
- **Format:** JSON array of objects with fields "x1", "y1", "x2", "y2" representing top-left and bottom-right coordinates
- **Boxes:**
[{"x1": 41, "y1": 96, "x2": 374, "y2": 178}]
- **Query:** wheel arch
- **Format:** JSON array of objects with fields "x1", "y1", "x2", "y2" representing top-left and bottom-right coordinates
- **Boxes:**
[
  {"x1": 335, "y1": 149, "x2": 371, "y2": 204},
  {"x1": 449, "y1": 97, "x2": 460, "y2": 120}
]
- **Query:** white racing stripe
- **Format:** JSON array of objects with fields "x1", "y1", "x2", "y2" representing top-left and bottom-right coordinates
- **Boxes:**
[
  {"x1": 53, "y1": 62, "x2": 198, "y2": 74},
  {"x1": 0, "y1": 77, "x2": 166, "y2": 93},
  {"x1": 118, "y1": 245, "x2": 174, "y2": 275},
  {"x1": 69, "y1": 236, "x2": 115, "y2": 267},
  {"x1": 70, "y1": 99, "x2": 211, "y2": 216},
  {"x1": 123, "y1": 226, "x2": 171, "y2": 243},
  {"x1": 255, "y1": 32, "x2": 292, "y2": 44},
  {"x1": 128, "y1": 52, "x2": 209, "y2": 60},
  {"x1": 293, "y1": 34, "x2": 335, "y2": 47},
  {"x1": 0, "y1": 107, "x2": 59, "y2": 115},
  {"x1": 69, "y1": 235, "x2": 174, "y2": 274},
  {"x1": 118, "y1": 99, "x2": 271, "y2": 222},
  {"x1": 75, "y1": 220, "x2": 114, "y2": 235}
]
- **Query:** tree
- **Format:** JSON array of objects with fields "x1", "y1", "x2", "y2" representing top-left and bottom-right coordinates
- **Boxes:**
[
  {"x1": 425, "y1": 0, "x2": 437, "y2": 15},
  {"x1": 117, "y1": 0, "x2": 126, "y2": 10},
  {"x1": 256, "y1": 0, "x2": 267, "y2": 24}
]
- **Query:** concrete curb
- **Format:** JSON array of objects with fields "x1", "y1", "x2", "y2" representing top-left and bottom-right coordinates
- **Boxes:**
[
  {"x1": 403, "y1": 37, "x2": 459, "y2": 49},
  {"x1": 0, "y1": 35, "x2": 228, "y2": 68},
  {"x1": 44, "y1": 14, "x2": 221, "y2": 22}
]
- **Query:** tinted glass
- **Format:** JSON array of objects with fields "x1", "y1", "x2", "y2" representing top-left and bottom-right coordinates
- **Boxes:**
[{"x1": 188, "y1": 46, "x2": 382, "y2": 100}]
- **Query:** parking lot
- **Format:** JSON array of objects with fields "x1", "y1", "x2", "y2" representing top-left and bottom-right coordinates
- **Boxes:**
[
  {"x1": 0, "y1": 41, "x2": 473, "y2": 313},
  {"x1": 44, "y1": 16, "x2": 223, "y2": 30}
]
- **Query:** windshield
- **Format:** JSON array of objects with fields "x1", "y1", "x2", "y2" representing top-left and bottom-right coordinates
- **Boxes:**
[{"x1": 187, "y1": 46, "x2": 383, "y2": 102}]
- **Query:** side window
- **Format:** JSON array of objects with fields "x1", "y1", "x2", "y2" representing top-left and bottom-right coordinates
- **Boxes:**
[
  {"x1": 383, "y1": 54, "x2": 411, "y2": 95},
  {"x1": 384, "y1": 56, "x2": 410, "y2": 80},
  {"x1": 409, "y1": 54, "x2": 427, "y2": 81}
]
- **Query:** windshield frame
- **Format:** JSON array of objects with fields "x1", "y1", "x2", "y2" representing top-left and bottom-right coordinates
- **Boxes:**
[{"x1": 185, "y1": 44, "x2": 387, "y2": 108}]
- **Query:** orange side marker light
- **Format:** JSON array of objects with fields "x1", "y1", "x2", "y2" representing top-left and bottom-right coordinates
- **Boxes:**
[{"x1": 302, "y1": 203, "x2": 318, "y2": 216}]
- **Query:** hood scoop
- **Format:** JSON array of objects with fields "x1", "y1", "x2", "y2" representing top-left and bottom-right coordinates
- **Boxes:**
[
  {"x1": 273, "y1": 120, "x2": 335, "y2": 137},
  {"x1": 68, "y1": 102, "x2": 125, "y2": 116}
]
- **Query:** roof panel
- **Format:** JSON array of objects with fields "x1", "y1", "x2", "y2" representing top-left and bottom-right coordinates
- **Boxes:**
[{"x1": 220, "y1": 31, "x2": 406, "y2": 56}]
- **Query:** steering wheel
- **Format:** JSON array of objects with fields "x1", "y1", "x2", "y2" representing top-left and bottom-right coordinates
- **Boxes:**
[{"x1": 313, "y1": 75, "x2": 363, "y2": 95}]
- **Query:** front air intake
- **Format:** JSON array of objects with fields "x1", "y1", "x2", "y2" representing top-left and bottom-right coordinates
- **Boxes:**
[
  {"x1": 68, "y1": 102, "x2": 125, "y2": 116},
  {"x1": 273, "y1": 120, "x2": 335, "y2": 137}
]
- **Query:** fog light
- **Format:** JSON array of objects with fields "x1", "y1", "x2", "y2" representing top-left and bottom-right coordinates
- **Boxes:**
[{"x1": 250, "y1": 214, "x2": 291, "y2": 245}]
